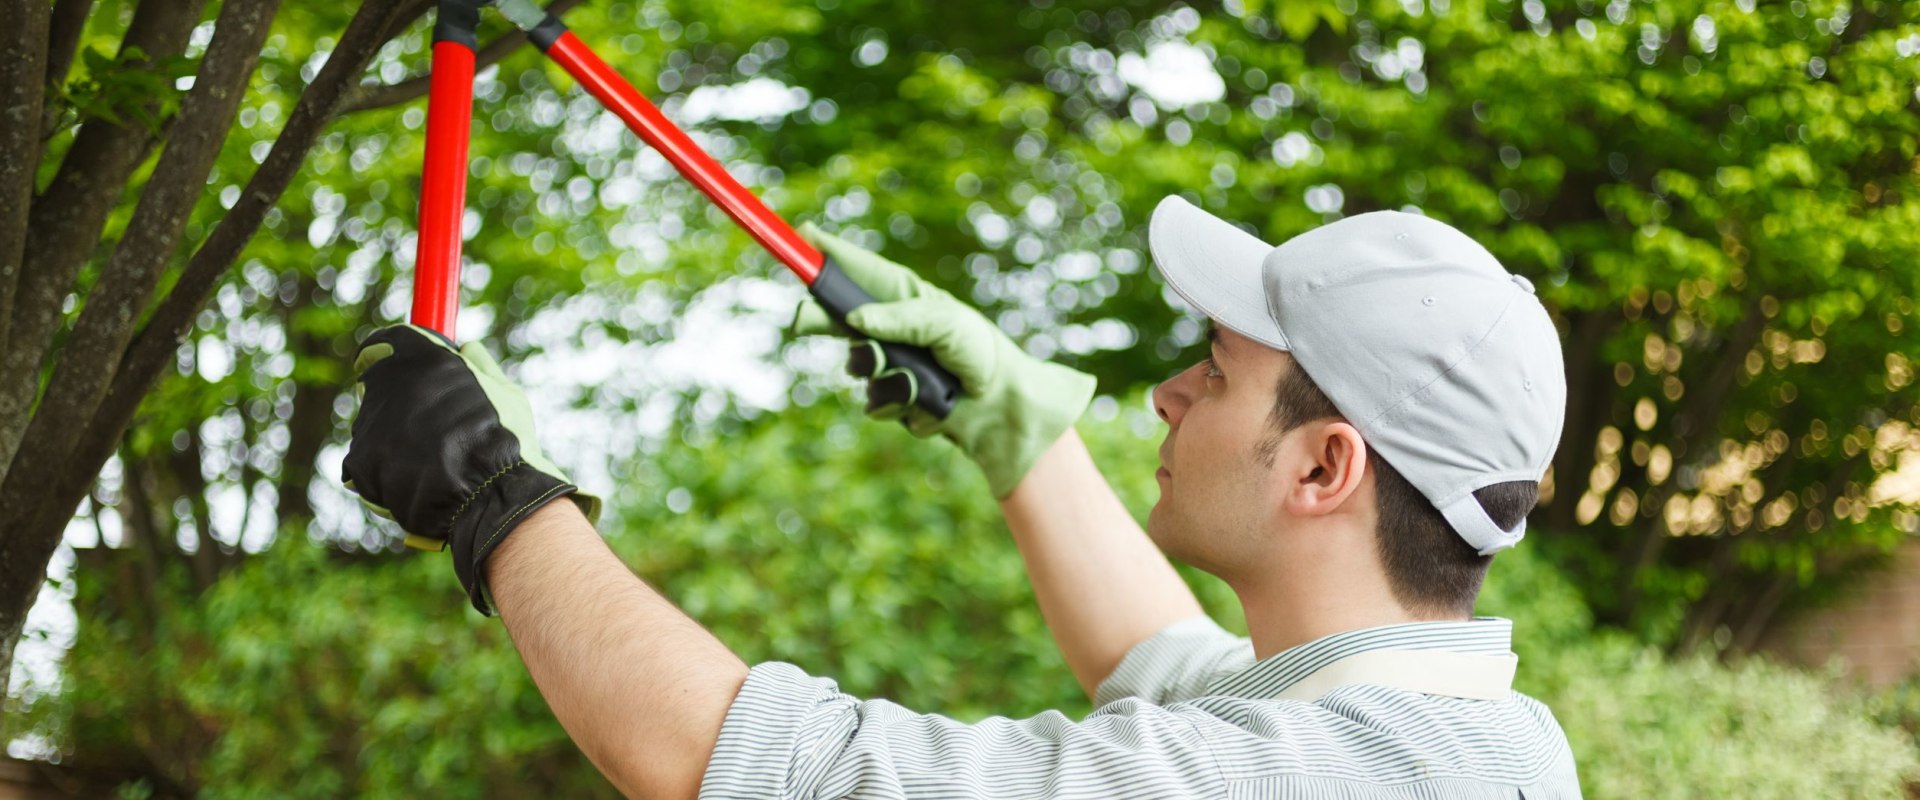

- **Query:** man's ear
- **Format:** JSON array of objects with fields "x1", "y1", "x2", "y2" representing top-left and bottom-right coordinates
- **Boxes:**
[{"x1": 1279, "y1": 420, "x2": 1369, "y2": 519}]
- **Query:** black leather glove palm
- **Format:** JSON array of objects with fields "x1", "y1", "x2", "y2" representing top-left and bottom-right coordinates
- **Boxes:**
[{"x1": 343, "y1": 324, "x2": 600, "y2": 615}]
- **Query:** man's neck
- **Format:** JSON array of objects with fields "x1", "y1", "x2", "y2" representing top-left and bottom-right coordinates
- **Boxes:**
[{"x1": 1231, "y1": 570, "x2": 1449, "y2": 661}]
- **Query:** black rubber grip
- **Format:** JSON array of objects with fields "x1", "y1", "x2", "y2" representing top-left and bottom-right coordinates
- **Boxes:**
[
  {"x1": 432, "y1": 0, "x2": 485, "y2": 48},
  {"x1": 809, "y1": 256, "x2": 962, "y2": 420},
  {"x1": 526, "y1": 13, "x2": 567, "y2": 51}
]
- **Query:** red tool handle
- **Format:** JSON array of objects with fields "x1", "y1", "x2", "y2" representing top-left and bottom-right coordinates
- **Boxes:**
[
  {"x1": 411, "y1": 38, "x2": 476, "y2": 336},
  {"x1": 544, "y1": 31, "x2": 826, "y2": 283},
  {"x1": 491, "y1": 2, "x2": 962, "y2": 418}
]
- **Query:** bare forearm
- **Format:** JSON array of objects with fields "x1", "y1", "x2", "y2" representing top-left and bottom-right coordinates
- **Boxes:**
[
  {"x1": 1000, "y1": 430, "x2": 1205, "y2": 698},
  {"x1": 487, "y1": 501, "x2": 748, "y2": 799}
]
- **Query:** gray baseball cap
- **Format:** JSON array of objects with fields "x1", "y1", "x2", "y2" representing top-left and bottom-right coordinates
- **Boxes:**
[{"x1": 1148, "y1": 196, "x2": 1566, "y2": 554}]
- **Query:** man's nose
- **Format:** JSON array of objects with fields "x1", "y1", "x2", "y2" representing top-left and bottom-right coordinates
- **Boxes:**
[{"x1": 1152, "y1": 363, "x2": 1202, "y2": 427}]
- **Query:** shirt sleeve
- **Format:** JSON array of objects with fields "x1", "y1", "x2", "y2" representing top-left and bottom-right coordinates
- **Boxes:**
[
  {"x1": 1091, "y1": 615, "x2": 1254, "y2": 708},
  {"x1": 699, "y1": 662, "x2": 1225, "y2": 800}
]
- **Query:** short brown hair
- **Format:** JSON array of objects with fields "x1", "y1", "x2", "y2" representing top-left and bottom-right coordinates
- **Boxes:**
[{"x1": 1256, "y1": 361, "x2": 1538, "y2": 618}]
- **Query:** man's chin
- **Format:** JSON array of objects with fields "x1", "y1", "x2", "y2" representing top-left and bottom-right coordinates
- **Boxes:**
[
  {"x1": 1146, "y1": 507, "x2": 1212, "y2": 574},
  {"x1": 1144, "y1": 504, "x2": 1172, "y2": 550}
]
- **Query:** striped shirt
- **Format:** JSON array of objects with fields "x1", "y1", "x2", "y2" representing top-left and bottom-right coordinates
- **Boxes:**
[{"x1": 700, "y1": 616, "x2": 1581, "y2": 799}]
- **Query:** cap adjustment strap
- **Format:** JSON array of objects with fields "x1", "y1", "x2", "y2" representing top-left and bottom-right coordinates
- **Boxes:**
[{"x1": 1439, "y1": 494, "x2": 1525, "y2": 555}]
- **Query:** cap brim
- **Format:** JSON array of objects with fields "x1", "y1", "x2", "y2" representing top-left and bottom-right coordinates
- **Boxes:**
[{"x1": 1147, "y1": 196, "x2": 1289, "y2": 350}]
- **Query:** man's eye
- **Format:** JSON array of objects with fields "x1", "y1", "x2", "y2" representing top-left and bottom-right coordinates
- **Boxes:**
[{"x1": 1203, "y1": 358, "x2": 1223, "y2": 379}]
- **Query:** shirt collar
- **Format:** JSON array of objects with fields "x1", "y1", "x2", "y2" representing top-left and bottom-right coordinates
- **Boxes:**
[{"x1": 1208, "y1": 617, "x2": 1515, "y2": 700}]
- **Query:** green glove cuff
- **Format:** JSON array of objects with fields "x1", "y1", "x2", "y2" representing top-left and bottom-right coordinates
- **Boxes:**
[{"x1": 939, "y1": 360, "x2": 1097, "y2": 498}]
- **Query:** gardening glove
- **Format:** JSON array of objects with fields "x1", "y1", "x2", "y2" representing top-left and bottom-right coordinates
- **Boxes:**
[
  {"x1": 342, "y1": 324, "x2": 601, "y2": 616},
  {"x1": 792, "y1": 223, "x2": 1097, "y2": 498}
]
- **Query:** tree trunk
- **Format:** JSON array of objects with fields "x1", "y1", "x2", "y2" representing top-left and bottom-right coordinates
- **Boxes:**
[
  {"x1": 1547, "y1": 309, "x2": 1615, "y2": 534},
  {"x1": 0, "y1": 0, "x2": 209, "y2": 480},
  {"x1": 0, "y1": 2, "x2": 51, "y2": 370},
  {"x1": 276, "y1": 302, "x2": 338, "y2": 529},
  {"x1": 167, "y1": 425, "x2": 221, "y2": 594},
  {"x1": 0, "y1": 0, "x2": 432, "y2": 702}
]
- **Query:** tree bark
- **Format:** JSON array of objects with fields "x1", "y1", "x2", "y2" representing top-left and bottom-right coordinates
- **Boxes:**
[
  {"x1": 16, "y1": 0, "x2": 284, "y2": 486},
  {"x1": 0, "y1": 0, "x2": 278, "y2": 690},
  {"x1": 0, "y1": 1, "x2": 51, "y2": 371},
  {"x1": 0, "y1": 0, "x2": 210, "y2": 709},
  {"x1": 0, "y1": 0, "x2": 429, "y2": 697},
  {"x1": 0, "y1": 0, "x2": 209, "y2": 482},
  {"x1": 0, "y1": 753, "x2": 176, "y2": 799},
  {"x1": 275, "y1": 374, "x2": 334, "y2": 527},
  {"x1": 118, "y1": 452, "x2": 167, "y2": 614},
  {"x1": 1547, "y1": 308, "x2": 1614, "y2": 533},
  {"x1": 1726, "y1": 571, "x2": 1795, "y2": 659},
  {"x1": 1670, "y1": 295, "x2": 1767, "y2": 451},
  {"x1": 1674, "y1": 535, "x2": 1741, "y2": 654},
  {"x1": 166, "y1": 425, "x2": 221, "y2": 594},
  {"x1": 274, "y1": 280, "x2": 341, "y2": 529},
  {"x1": 68, "y1": 0, "x2": 428, "y2": 543},
  {"x1": 0, "y1": 0, "x2": 285, "y2": 687},
  {"x1": 39, "y1": 0, "x2": 96, "y2": 136},
  {"x1": 1725, "y1": 458, "x2": 1869, "y2": 657}
]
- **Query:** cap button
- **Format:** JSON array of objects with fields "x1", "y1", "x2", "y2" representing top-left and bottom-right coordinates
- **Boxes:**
[{"x1": 1511, "y1": 274, "x2": 1536, "y2": 294}]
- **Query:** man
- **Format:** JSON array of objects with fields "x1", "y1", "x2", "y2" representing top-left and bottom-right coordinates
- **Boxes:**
[{"x1": 344, "y1": 195, "x2": 1580, "y2": 798}]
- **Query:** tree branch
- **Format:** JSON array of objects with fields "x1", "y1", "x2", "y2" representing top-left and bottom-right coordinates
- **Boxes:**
[
  {"x1": 1726, "y1": 456, "x2": 1869, "y2": 657},
  {"x1": 0, "y1": 1, "x2": 52, "y2": 375},
  {"x1": 272, "y1": 275, "x2": 344, "y2": 528},
  {"x1": 0, "y1": 754, "x2": 168, "y2": 799},
  {"x1": 49, "y1": 0, "x2": 429, "y2": 564},
  {"x1": 1546, "y1": 308, "x2": 1616, "y2": 533},
  {"x1": 387, "y1": 0, "x2": 440, "y2": 38},
  {"x1": 0, "y1": 0, "x2": 209, "y2": 485},
  {"x1": 1671, "y1": 295, "x2": 1768, "y2": 454},
  {"x1": 117, "y1": 449, "x2": 165, "y2": 605},
  {"x1": 0, "y1": 0, "x2": 283, "y2": 619},
  {"x1": 167, "y1": 423, "x2": 220, "y2": 593},
  {"x1": 1673, "y1": 535, "x2": 1741, "y2": 653},
  {"x1": 338, "y1": 0, "x2": 587, "y2": 115},
  {"x1": 39, "y1": 0, "x2": 97, "y2": 137}
]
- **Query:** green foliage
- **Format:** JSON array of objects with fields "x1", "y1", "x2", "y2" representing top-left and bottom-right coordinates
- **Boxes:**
[
  {"x1": 1525, "y1": 636, "x2": 1918, "y2": 799},
  {"x1": 1858, "y1": 672, "x2": 1920, "y2": 757},
  {"x1": 38, "y1": 541, "x2": 615, "y2": 798},
  {"x1": 59, "y1": 45, "x2": 195, "y2": 135},
  {"x1": 1477, "y1": 531, "x2": 1595, "y2": 653},
  {"x1": 1482, "y1": 547, "x2": 1920, "y2": 798}
]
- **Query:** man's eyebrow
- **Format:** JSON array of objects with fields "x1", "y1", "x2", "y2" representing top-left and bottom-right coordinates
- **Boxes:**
[{"x1": 1205, "y1": 321, "x2": 1230, "y2": 356}]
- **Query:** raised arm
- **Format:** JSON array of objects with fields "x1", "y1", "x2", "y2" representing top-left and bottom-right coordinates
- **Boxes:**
[
  {"x1": 794, "y1": 227, "x2": 1204, "y2": 699},
  {"x1": 1001, "y1": 430, "x2": 1204, "y2": 697},
  {"x1": 489, "y1": 501, "x2": 746, "y2": 799},
  {"x1": 341, "y1": 325, "x2": 744, "y2": 798}
]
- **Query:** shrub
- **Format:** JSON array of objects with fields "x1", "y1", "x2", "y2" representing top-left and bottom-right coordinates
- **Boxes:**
[{"x1": 1483, "y1": 546, "x2": 1919, "y2": 799}]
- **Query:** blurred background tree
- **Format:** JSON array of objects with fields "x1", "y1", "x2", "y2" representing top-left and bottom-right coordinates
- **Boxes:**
[{"x1": 1, "y1": 0, "x2": 1917, "y2": 795}]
